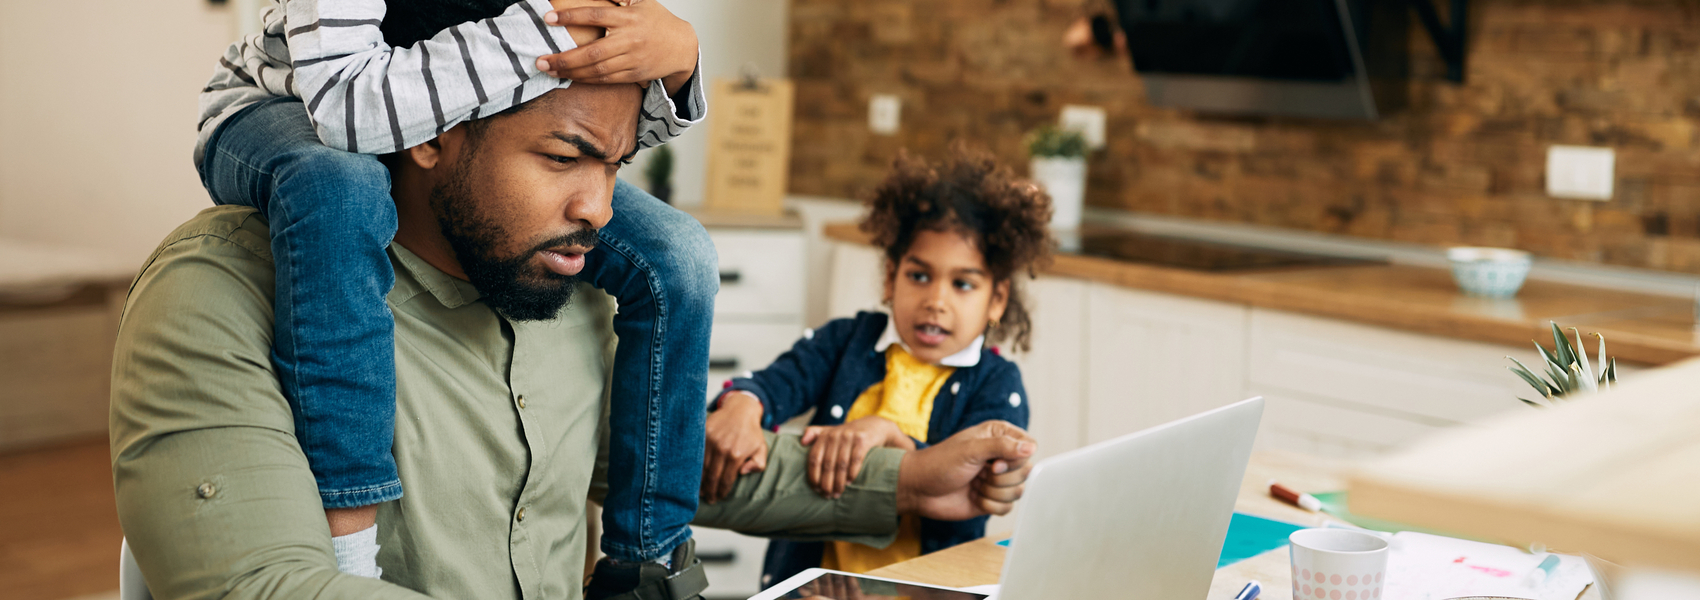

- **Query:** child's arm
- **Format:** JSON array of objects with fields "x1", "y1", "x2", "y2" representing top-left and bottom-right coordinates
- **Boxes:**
[
  {"x1": 701, "y1": 317, "x2": 864, "y2": 501},
  {"x1": 799, "y1": 416, "x2": 913, "y2": 499},
  {"x1": 282, "y1": 0, "x2": 700, "y2": 154}
]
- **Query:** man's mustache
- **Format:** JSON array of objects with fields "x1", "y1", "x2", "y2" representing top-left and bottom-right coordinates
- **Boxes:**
[{"x1": 527, "y1": 228, "x2": 599, "y2": 256}]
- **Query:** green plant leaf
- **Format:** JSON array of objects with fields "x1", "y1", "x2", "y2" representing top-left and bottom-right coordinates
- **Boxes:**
[
  {"x1": 1551, "y1": 323, "x2": 1576, "y2": 369},
  {"x1": 1517, "y1": 397, "x2": 1546, "y2": 408},
  {"x1": 1534, "y1": 340, "x2": 1563, "y2": 372},
  {"x1": 1544, "y1": 362, "x2": 1571, "y2": 393},
  {"x1": 1506, "y1": 358, "x2": 1552, "y2": 397},
  {"x1": 1594, "y1": 333, "x2": 1610, "y2": 389},
  {"x1": 1025, "y1": 126, "x2": 1088, "y2": 158},
  {"x1": 1571, "y1": 328, "x2": 1595, "y2": 390}
]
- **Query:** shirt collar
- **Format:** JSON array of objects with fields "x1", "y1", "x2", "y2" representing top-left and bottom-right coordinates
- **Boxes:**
[
  {"x1": 390, "y1": 243, "x2": 483, "y2": 309},
  {"x1": 875, "y1": 314, "x2": 983, "y2": 367}
]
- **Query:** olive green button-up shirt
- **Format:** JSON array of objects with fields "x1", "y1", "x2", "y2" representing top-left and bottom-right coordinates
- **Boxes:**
[{"x1": 110, "y1": 206, "x2": 900, "y2": 600}]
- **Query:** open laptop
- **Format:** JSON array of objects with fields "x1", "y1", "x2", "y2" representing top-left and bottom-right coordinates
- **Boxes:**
[{"x1": 750, "y1": 396, "x2": 1265, "y2": 600}]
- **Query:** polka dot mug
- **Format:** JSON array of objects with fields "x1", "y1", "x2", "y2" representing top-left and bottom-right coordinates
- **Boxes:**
[{"x1": 1289, "y1": 528, "x2": 1390, "y2": 600}]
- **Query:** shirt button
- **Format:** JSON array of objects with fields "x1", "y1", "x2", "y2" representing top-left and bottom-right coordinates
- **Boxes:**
[
  {"x1": 517, "y1": 395, "x2": 527, "y2": 409},
  {"x1": 1009, "y1": 393, "x2": 1022, "y2": 407},
  {"x1": 517, "y1": 507, "x2": 527, "y2": 522},
  {"x1": 951, "y1": 382, "x2": 961, "y2": 395},
  {"x1": 196, "y1": 483, "x2": 216, "y2": 499},
  {"x1": 830, "y1": 405, "x2": 844, "y2": 419}
]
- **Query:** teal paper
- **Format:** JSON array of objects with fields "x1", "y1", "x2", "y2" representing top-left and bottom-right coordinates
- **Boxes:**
[
  {"x1": 994, "y1": 512, "x2": 1305, "y2": 568},
  {"x1": 1216, "y1": 512, "x2": 1306, "y2": 568}
]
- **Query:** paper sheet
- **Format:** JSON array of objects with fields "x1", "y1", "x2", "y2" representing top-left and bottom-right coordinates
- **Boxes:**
[{"x1": 1385, "y1": 532, "x2": 1592, "y2": 600}]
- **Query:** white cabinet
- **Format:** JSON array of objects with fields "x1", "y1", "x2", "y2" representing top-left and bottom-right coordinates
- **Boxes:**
[
  {"x1": 825, "y1": 241, "x2": 886, "y2": 321},
  {"x1": 705, "y1": 229, "x2": 807, "y2": 400},
  {"x1": 712, "y1": 230, "x2": 806, "y2": 319},
  {"x1": 692, "y1": 526, "x2": 775, "y2": 599},
  {"x1": 1083, "y1": 285, "x2": 1251, "y2": 445},
  {"x1": 1244, "y1": 309, "x2": 1534, "y2": 457},
  {"x1": 1009, "y1": 277, "x2": 1089, "y2": 460}
]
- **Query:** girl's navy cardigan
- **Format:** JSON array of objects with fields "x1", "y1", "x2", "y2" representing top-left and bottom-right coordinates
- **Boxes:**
[{"x1": 714, "y1": 311, "x2": 1030, "y2": 588}]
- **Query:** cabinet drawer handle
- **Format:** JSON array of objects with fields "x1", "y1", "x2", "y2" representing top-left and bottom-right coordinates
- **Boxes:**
[
  {"x1": 698, "y1": 550, "x2": 736, "y2": 564},
  {"x1": 708, "y1": 357, "x2": 739, "y2": 371},
  {"x1": 719, "y1": 270, "x2": 742, "y2": 284}
]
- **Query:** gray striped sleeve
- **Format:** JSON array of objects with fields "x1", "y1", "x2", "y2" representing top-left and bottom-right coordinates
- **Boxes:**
[{"x1": 634, "y1": 55, "x2": 706, "y2": 151}]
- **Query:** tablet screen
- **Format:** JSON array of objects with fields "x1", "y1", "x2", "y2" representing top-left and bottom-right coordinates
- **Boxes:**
[{"x1": 773, "y1": 572, "x2": 988, "y2": 599}]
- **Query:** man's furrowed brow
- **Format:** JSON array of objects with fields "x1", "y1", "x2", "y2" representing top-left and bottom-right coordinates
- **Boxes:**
[{"x1": 549, "y1": 132, "x2": 611, "y2": 161}]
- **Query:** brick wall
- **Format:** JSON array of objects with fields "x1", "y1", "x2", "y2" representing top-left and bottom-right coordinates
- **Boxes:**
[{"x1": 787, "y1": 0, "x2": 1700, "y2": 272}]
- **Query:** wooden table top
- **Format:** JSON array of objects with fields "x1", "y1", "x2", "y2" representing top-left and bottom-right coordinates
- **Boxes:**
[
  {"x1": 867, "y1": 451, "x2": 1355, "y2": 598},
  {"x1": 824, "y1": 223, "x2": 1700, "y2": 366}
]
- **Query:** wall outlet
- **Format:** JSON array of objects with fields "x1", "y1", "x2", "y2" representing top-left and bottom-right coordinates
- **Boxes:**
[
  {"x1": 1546, "y1": 145, "x2": 1615, "y2": 201},
  {"x1": 869, "y1": 95, "x2": 901, "y2": 135},
  {"x1": 1059, "y1": 105, "x2": 1106, "y2": 150}
]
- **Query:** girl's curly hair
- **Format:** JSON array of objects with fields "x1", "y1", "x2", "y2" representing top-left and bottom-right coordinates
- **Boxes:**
[{"x1": 861, "y1": 146, "x2": 1055, "y2": 353}]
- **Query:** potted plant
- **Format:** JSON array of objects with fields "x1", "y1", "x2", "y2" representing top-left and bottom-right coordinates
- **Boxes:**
[
  {"x1": 1025, "y1": 126, "x2": 1088, "y2": 231},
  {"x1": 644, "y1": 144, "x2": 674, "y2": 204},
  {"x1": 1506, "y1": 323, "x2": 1618, "y2": 407}
]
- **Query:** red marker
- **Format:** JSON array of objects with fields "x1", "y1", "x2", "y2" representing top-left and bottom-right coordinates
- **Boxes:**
[{"x1": 1269, "y1": 480, "x2": 1322, "y2": 511}]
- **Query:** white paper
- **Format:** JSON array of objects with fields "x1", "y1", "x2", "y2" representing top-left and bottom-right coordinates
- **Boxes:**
[
  {"x1": 1385, "y1": 532, "x2": 1592, "y2": 600},
  {"x1": 959, "y1": 583, "x2": 1000, "y2": 599}
]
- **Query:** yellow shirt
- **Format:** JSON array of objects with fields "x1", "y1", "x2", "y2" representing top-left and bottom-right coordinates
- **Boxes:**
[{"x1": 821, "y1": 345, "x2": 956, "y2": 573}]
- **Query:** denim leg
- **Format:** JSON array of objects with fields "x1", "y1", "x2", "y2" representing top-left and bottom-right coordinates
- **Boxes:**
[
  {"x1": 200, "y1": 97, "x2": 403, "y2": 509},
  {"x1": 582, "y1": 180, "x2": 717, "y2": 561}
]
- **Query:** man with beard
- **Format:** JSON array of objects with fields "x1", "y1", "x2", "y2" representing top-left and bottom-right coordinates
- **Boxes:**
[{"x1": 110, "y1": 81, "x2": 1036, "y2": 600}]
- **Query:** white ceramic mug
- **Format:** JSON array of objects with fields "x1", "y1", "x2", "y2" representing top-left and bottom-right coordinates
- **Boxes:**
[{"x1": 1289, "y1": 528, "x2": 1390, "y2": 600}]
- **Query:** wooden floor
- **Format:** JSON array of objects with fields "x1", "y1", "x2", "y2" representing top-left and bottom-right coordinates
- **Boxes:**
[{"x1": 0, "y1": 437, "x2": 122, "y2": 600}]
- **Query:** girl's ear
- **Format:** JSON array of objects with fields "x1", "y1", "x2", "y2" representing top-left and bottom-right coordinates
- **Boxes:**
[{"x1": 987, "y1": 279, "x2": 1010, "y2": 325}]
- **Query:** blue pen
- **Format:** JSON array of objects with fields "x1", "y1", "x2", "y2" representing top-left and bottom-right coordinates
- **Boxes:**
[
  {"x1": 1233, "y1": 580, "x2": 1262, "y2": 600},
  {"x1": 1524, "y1": 554, "x2": 1561, "y2": 586}
]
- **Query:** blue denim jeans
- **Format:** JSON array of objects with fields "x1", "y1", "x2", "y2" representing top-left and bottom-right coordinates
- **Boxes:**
[{"x1": 199, "y1": 97, "x2": 712, "y2": 561}]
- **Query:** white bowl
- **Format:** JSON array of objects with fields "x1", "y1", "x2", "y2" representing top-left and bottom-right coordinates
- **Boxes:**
[{"x1": 1447, "y1": 247, "x2": 1532, "y2": 298}]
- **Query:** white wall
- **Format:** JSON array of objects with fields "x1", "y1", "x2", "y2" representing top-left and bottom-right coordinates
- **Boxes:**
[
  {"x1": 0, "y1": 0, "x2": 236, "y2": 263},
  {"x1": 621, "y1": 0, "x2": 789, "y2": 206}
]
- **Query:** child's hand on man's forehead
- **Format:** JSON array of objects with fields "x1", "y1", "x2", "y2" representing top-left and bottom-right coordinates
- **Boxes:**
[{"x1": 537, "y1": 0, "x2": 700, "y2": 96}]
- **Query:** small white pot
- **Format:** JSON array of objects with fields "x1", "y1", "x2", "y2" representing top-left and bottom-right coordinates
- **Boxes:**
[{"x1": 1030, "y1": 156, "x2": 1086, "y2": 231}]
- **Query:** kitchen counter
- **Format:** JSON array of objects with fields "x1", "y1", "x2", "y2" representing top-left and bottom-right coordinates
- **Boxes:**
[{"x1": 823, "y1": 222, "x2": 1700, "y2": 366}]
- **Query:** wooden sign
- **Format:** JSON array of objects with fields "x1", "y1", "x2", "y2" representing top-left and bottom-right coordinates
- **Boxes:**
[{"x1": 704, "y1": 77, "x2": 794, "y2": 215}]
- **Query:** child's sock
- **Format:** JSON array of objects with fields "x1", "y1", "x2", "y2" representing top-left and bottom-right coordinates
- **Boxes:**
[{"x1": 331, "y1": 525, "x2": 384, "y2": 578}]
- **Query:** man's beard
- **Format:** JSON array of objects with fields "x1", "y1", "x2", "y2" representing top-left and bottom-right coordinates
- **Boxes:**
[{"x1": 429, "y1": 156, "x2": 598, "y2": 321}]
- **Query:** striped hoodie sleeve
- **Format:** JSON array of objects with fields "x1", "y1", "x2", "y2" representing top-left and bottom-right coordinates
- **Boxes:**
[
  {"x1": 635, "y1": 58, "x2": 705, "y2": 151},
  {"x1": 284, "y1": 0, "x2": 578, "y2": 154}
]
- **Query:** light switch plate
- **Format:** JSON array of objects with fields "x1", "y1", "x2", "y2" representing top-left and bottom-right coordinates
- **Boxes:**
[
  {"x1": 869, "y1": 95, "x2": 901, "y2": 135},
  {"x1": 1059, "y1": 105, "x2": 1106, "y2": 150},
  {"x1": 1546, "y1": 145, "x2": 1615, "y2": 201}
]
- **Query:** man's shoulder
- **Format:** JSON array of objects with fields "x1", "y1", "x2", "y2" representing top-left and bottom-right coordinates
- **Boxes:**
[
  {"x1": 145, "y1": 205, "x2": 275, "y2": 268},
  {"x1": 125, "y1": 206, "x2": 277, "y2": 318}
]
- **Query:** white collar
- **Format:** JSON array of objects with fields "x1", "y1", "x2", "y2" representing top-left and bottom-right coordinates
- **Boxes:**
[{"x1": 875, "y1": 315, "x2": 983, "y2": 367}]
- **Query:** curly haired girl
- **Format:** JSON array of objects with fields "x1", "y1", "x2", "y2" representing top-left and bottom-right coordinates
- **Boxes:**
[{"x1": 702, "y1": 146, "x2": 1054, "y2": 584}]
